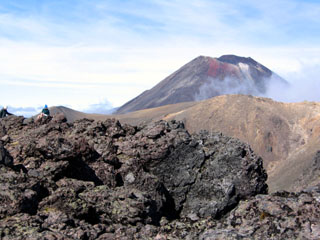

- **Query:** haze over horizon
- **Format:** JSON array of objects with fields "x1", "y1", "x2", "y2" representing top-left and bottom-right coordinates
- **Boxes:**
[{"x1": 1, "y1": 0, "x2": 320, "y2": 117}]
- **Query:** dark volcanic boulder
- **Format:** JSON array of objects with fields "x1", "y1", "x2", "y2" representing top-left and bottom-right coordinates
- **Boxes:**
[
  {"x1": 114, "y1": 121, "x2": 267, "y2": 219},
  {"x1": 178, "y1": 131, "x2": 267, "y2": 219},
  {"x1": 3, "y1": 116, "x2": 316, "y2": 240},
  {"x1": 133, "y1": 127, "x2": 267, "y2": 219}
]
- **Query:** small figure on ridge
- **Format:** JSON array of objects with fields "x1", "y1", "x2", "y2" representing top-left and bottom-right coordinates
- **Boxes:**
[
  {"x1": 36, "y1": 104, "x2": 50, "y2": 121},
  {"x1": 0, "y1": 106, "x2": 13, "y2": 118}
]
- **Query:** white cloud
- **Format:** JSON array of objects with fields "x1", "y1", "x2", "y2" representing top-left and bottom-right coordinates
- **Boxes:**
[
  {"x1": 83, "y1": 99, "x2": 114, "y2": 114},
  {"x1": 265, "y1": 63, "x2": 320, "y2": 103},
  {"x1": 1, "y1": 105, "x2": 42, "y2": 118}
]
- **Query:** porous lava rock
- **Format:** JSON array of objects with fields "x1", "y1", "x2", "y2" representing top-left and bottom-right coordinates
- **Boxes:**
[
  {"x1": 0, "y1": 115, "x2": 318, "y2": 239},
  {"x1": 200, "y1": 189, "x2": 320, "y2": 239}
]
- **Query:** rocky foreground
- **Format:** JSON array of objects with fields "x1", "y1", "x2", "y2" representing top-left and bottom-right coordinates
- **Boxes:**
[{"x1": 0, "y1": 115, "x2": 319, "y2": 239}]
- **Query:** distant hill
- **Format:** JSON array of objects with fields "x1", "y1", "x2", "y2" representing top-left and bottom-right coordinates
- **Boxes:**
[
  {"x1": 49, "y1": 106, "x2": 110, "y2": 122},
  {"x1": 116, "y1": 55, "x2": 287, "y2": 114}
]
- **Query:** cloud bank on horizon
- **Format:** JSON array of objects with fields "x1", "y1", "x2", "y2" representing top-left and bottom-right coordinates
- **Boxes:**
[{"x1": 0, "y1": 0, "x2": 320, "y2": 116}]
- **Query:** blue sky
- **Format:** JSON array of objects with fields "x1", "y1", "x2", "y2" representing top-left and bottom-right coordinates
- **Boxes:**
[{"x1": 1, "y1": 0, "x2": 320, "y2": 116}]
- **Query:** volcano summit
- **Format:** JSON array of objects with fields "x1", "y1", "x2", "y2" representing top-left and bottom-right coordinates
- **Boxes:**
[{"x1": 116, "y1": 54, "x2": 287, "y2": 114}]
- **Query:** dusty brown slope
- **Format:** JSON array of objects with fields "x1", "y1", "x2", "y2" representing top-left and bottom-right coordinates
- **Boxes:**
[
  {"x1": 113, "y1": 95, "x2": 320, "y2": 193},
  {"x1": 49, "y1": 103, "x2": 199, "y2": 124}
]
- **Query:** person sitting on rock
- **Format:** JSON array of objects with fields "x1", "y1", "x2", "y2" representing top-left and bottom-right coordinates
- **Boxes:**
[
  {"x1": 36, "y1": 104, "x2": 50, "y2": 120},
  {"x1": 0, "y1": 106, "x2": 13, "y2": 118}
]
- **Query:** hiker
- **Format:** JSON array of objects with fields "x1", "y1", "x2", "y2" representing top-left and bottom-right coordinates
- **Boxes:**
[
  {"x1": 0, "y1": 106, "x2": 13, "y2": 118},
  {"x1": 36, "y1": 104, "x2": 50, "y2": 120}
]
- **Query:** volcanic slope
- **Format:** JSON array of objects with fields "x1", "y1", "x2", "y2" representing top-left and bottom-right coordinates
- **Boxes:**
[
  {"x1": 116, "y1": 54, "x2": 286, "y2": 114},
  {"x1": 111, "y1": 95, "x2": 320, "y2": 193}
]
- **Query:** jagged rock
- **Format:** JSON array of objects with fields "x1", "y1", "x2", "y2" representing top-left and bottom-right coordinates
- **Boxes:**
[
  {"x1": 0, "y1": 213, "x2": 43, "y2": 240},
  {"x1": 0, "y1": 141, "x2": 13, "y2": 166},
  {"x1": 35, "y1": 115, "x2": 53, "y2": 125},
  {"x1": 116, "y1": 122, "x2": 267, "y2": 219},
  {"x1": 0, "y1": 116, "x2": 25, "y2": 141},
  {"x1": 0, "y1": 116, "x2": 318, "y2": 239},
  {"x1": 200, "y1": 190, "x2": 320, "y2": 239},
  {"x1": 0, "y1": 164, "x2": 49, "y2": 220},
  {"x1": 52, "y1": 112, "x2": 67, "y2": 123},
  {"x1": 179, "y1": 131, "x2": 267, "y2": 219}
]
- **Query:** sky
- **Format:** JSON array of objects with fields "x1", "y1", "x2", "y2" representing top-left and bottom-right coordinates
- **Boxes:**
[{"x1": 1, "y1": 0, "x2": 320, "y2": 116}]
